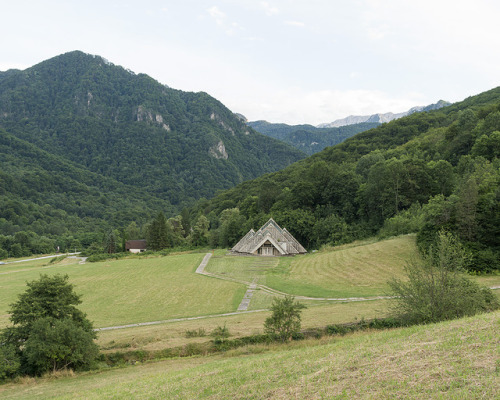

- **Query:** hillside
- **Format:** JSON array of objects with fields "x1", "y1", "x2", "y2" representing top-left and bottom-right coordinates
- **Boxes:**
[
  {"x1": 192, "y1": 87, "x2": 500, "y2": 272},
  {"x1": 0, "y1": 128, "x2": 171, "y2": 240},
  {"x1": 0, "y1": 51, "x2": 304, "y2": 208},
  {"x1": 1, "y1": 310, "x2": 498, "y2": 399},
  {"x1": 248, "y1": 120, "x2": 379, "y2": 155}
]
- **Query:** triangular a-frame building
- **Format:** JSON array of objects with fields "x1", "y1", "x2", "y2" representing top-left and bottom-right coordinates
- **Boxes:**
[{"x1": 231, "y1": 218, "x2": 307, "y2": 256}]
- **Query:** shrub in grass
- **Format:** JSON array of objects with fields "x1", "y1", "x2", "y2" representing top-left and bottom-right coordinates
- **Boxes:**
[
  {"x1": 49, "y1": 255, "x2": 67, "y2": 264},
  {"x1": 87, "y1": 252, "x2": 128, "y2": 262},
  {"x1": 389, "y1": 231, "x2": 499, "y2": 325},
  {"x1": 185, "y1": 328, "x2": 206, "y2": 338},
  {"x1": 211, "y1": 324, "x2": 231, "y2": 346},
  {"x1": 264, "y1": 295, "x2": 307, "y2": 342}
]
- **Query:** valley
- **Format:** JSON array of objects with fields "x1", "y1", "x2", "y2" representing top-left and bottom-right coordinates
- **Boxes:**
[{"x1": 0, "y1": 50, "x2": 499, "y2": 399}]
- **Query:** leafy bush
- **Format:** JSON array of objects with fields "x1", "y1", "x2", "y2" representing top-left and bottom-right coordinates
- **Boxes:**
[
  {"x1": 23, "y1": 317, "x2": 99, "y2": 375},
  {"x1": 0, "y1": 344, "x2": 20, "y2": 380},
  {"x1": 87, "y1": 252, "x2": 128, "y2": 262},
  {"x1": 185, "y1": 328, "x2": 206, "y2": 338},
  {"x1": 325, "y1": 324, "x2": 355, "y2": 336},
  {"x1": 264, "y1": 295, "x2": 306, "y2": 342},
  {"x1": 378, "y1": 203, "x2": 425, "y2": 239},
  {"x1": 1, "y1": 274, "x2": 99, "y2": 377},
  {"x1": 49, "y1": 255, "x2": 67, "y2": 264},
  {"x1": 211, "y1": 324, "x2": 230, "y2": 345},
  {"x1": 389, "y1": 231, "x2": 499, "y2": 325}
]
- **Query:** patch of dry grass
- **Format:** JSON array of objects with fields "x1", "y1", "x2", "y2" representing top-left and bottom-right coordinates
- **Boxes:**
[{"x1": 96, "y1": 299, "x2": 390, "y2": 352}]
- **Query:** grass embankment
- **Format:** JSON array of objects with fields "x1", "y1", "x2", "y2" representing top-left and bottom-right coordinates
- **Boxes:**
[
  {"x1": 0, "y1": 252, "x2": 246, "y2": 329},
  {"x1": 1, "y1": 310, "x2": 498, "y2": 399}
]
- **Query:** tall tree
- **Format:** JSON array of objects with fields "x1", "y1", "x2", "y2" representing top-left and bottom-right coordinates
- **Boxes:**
[{"x1": 146, "y1": 212, "x2": 170, "y2": 251}]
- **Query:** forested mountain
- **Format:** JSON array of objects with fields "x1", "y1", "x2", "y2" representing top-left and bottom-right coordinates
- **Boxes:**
[
  {"x1": 0, "y1": 51, "x2": 307, "y2": 255},
  {"x1": 191, "y1": 88, "x2": 500, "y2": 272},
  {"x1": 248, "y1": 120, "x2": 380, "y2": 155},
  {"x1": 0, "y1": 51, "x2": 305, "y2": 206}
]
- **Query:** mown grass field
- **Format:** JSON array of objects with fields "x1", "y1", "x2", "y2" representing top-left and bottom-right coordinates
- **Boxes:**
[
  {"x1": 2, "y1": 236, "x2": 498, "y2": 349},
  {"x1": 0, "y1": 252, "x2": 246, "y2": 329},
  {"x1": 208, "y1": 235, "x2": 417, "y2": 298},
  {"x1": 1, "y1": 310, "x2": 498, "y2": 399}
]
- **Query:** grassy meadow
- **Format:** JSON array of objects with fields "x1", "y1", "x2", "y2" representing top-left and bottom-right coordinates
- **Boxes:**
[
  {"x1": 1, "y1": 310, "x2": 498, "y2": 399},
  {"x1": 2, "y1": 235, "x2": 498, "y2": 348},
  {"x1": 2, "y1": 236, "x2": 500, "y2": 398},
  {"x1": 0, "y1": 252, "x2": 246, "y2": 329}
]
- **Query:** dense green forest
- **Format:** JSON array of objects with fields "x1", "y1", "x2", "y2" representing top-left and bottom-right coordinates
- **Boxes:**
[
  {"x1": 0, "y1": 51, "x2": 305, "y2": 257},
  {"x1": 187, "y1": 88, "x2": 500, "y2": 272},
  {"x1": 248, "y1": 120, "x2": 380, "y2": 155}
]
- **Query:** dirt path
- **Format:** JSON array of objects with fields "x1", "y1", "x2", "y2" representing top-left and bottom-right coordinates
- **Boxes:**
[
  {"x1": 1, "y1": 252, "x2": 81, "y2": 265},
  {"x1": 94, "y1": 309, "x2": 267, "y2": 332}
]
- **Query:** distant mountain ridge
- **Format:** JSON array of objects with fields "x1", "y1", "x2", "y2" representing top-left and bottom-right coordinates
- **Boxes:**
[
  {"x1": 247, "y1": 120, "x2": 379, "y2": 155},
  {"x1": 318, "y1": 100, "x2": 451, "y2": 128}
]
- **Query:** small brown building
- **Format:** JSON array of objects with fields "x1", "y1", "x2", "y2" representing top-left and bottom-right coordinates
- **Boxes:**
[
  {"x1": 125, "y1": 239, "x2": 147, "y2": 253},
  {"x1": 231, "y1": 218, "x2": 307, "y2": 256}
]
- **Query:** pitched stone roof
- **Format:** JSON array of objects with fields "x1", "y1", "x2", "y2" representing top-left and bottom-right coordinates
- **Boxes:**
[
  {"x1": 125, "y1": 239, "x2": 147, "y2": 250},
  {"x1": 231, "y1": 218, "x2": 306, "y2": 255}
]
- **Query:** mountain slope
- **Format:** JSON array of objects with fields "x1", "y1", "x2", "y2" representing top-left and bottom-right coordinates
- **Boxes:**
[
  {"x1": 0, "y1": 128, "x2": 169, "y2": 238},
  {"x1": 0, "y1": 51, "x2": 305, "y2": 207},
  {"x1": 247, "y1": 120, "x2": 379, "y2": 155}
]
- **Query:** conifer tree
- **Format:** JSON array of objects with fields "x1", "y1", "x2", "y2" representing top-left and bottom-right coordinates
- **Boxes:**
[{"x1": 146, "y1": 212, "x2": 170, "y2": 250}]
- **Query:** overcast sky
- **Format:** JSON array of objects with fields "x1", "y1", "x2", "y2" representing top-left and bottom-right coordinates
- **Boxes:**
[{"x1": 2, "y1": 0, "x2": 500, "y2": 125}]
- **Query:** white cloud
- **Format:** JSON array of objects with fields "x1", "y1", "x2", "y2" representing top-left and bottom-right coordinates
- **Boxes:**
[
  {"x1": 260, "y1": 1, "x2": 279, "y2": 16},
  {"x1": 207, "y1": 6, "x2": 226, "y2": 25},
  {"x1": 206, "y1": 5, "x2": 244, "y2": 35},
  {"x1": 284, "y1": 20, "x2": 305, "y2": 28}
]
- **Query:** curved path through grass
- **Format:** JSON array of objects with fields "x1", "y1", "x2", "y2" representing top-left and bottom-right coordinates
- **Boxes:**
[{"x1": 196, "y1": 252, "x2": 394, "y2": 305}]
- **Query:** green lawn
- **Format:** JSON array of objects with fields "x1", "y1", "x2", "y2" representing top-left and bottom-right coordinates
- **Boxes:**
[
  {"x1": 1, "y1": 310, "x2": 497, "y2": 399},
  {"x1": 0, "y1": 252, "x2": 246, "y2": 329}
]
